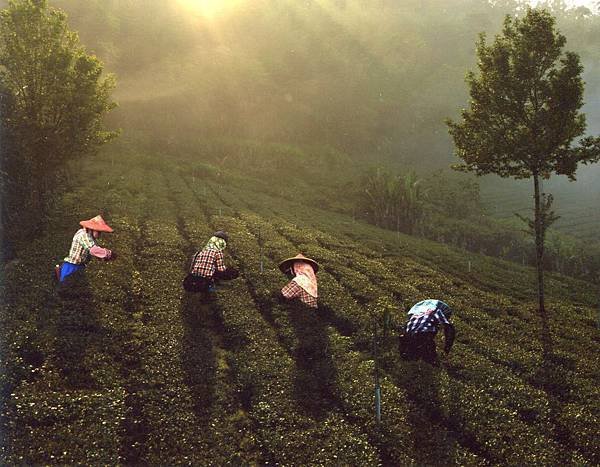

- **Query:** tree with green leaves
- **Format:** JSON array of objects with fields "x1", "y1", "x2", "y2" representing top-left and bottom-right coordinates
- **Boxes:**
[
  {"x1": 0, "y1": 0, "x2": 117, "y2": 224},
  {"x1": 447, "y1": 8, "x2": 600, "y2": 332}
]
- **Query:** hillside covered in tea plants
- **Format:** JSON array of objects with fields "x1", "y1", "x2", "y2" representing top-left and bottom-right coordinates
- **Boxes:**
[{"x1": 1, "y1": 146, "x2": 598, "y2": 465}]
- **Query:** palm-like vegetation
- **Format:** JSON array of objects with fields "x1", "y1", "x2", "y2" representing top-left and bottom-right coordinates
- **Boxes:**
[{"x1": 360, "y1": 169, "x2": 428, "y2": 234}]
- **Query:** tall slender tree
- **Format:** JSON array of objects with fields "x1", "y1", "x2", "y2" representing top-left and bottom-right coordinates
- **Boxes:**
[{"x1": 447, "y1": 8, "x2": 600, "y2": 335}]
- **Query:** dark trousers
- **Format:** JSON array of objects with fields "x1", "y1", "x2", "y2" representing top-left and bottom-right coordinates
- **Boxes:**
[
  {"x1": 184, "y1": 268, "x2": 239, "y2": 293},
  {"x1": 201, "y1": 269, "x2": 236, "y2": 292},
  {"x1": 399, "y1": 332, "x2": 438, "y2": 364},
  {"x1": 213, "y1": 268, "x2": 239, "y2": 281}
]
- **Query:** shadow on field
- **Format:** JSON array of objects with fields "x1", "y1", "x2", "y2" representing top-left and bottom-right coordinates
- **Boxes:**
[
  {"x1": 534, "y1": 312, "x2": 573, "y2": 401},
  {"x1": 405, "y1": 363, "x2": 458, "y2": 464},
  {"x1": 287, "y1": 303, "x2": 339, "y2": 418},
  {"x1": 54, "y1": 271, "x2": 104, "y2": 389},
  {"x1": 180, "y1": 291, "x2": 217, "y2": 419},
  {"x1": 383, "y1": 350, "x2": 459, "y2": 465},
  {"x1": 315, "y1": 303, "x2": 356, "y2": 337},
  {"x1": 533, "y1": 313, "x2": 576, "y2": 460}
]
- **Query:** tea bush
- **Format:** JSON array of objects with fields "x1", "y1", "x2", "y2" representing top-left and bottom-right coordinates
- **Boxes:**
[
  {"x1": 171, "y1": 173, "x2": 380, "y2": 464},
  {"x1": 190, "y1": 196, "x2": 483, "y2": 464},
  {"x1": 2, "y1": 149, "x2": 598, "y2": 465}
]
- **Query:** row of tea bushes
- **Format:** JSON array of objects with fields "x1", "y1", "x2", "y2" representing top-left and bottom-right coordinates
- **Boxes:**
[
  {"x1": 0, "y1": 160, "x2": 145, "y2": 464},
  {"x1": 164, "y1": 171, "x2": 266, "y2": 464},
  {"x1": 262, "y1": 218, "x2": 567, "y2": 465},
  {"x1": 265, "y1": 212, "x2": 597, "y2": 464},
  {"x1": 211, "y1": 176, "x2": 596, "y2": 308},
  {"x1": 4, "y1": 148, "x2": 595, "y2": 464},
  {"x1": 120, "y1": 167, "x2": 251, "y2": 464},
  {"x1": 172, "y1": 173, "x2": 381, "y2": 464},
  {"x1": 200, "y1": 178, "x2": 468, "y2": 464},
  {"x1": 241, "y1": 213, "x2": 554, "y2": 467},
  {"x1": 213, "y1": 214, "x2": 424, "y2": 465},
  {"x1": 2, "y1": 153, "x2": 255, "y2": 464},
  {"x1": 180, "y1": 154, "x2": 596, "y2": 465},
  {"x1": 272, "y1": 212, "x2": 598, "y2": 384},
  {"x1": 191, "y1": 165, "x2": 594, "y2": 464},
  {"x1": 318, "y1": 228, "x2": 598, "y2": 421},
  {"x1": 192, "y1": 185, "x2": 477, "y2": 463},
  {"x1": 240, "y1": 212, "x2": 375, "y2": 343}
]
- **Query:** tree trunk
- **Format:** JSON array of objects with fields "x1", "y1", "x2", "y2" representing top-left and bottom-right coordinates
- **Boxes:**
[
  {"x1": 533, "y1": 174, "x2": 552, "y2": 358},
  {"x1": 533, "y1": 174, "x2": 545, "y2": 317}
]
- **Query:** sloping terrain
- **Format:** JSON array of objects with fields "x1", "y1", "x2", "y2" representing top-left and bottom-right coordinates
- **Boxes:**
[{"x1": 1, "y1": 149, "x2": 598, "y2": 465}]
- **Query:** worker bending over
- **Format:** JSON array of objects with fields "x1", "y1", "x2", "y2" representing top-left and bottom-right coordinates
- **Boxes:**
[
  {"x1": 185, "y1": 230, "x2": 238, "y2": 294},
  {"x1": 278, "y1": 254, "x2": 319, "y2": 309},
  {"x1": 57, "y1": 215, "x2": 115, "y2": 283},
  {"x1": 400, "y1": 299, "x2": 455, "y2": 364}
]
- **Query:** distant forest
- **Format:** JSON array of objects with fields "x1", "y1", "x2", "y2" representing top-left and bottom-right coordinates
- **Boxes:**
[
  {"x1": 47, "y1": 0, "x2": 600, "y2": 169},
  {"x1": 1, "y1": 0, "x2": 598, "y2": 271}
]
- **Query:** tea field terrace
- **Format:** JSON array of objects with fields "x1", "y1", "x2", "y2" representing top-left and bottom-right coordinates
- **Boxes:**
[{"x1": 1, "y1": 148, "x2": 598, "y2": 465}]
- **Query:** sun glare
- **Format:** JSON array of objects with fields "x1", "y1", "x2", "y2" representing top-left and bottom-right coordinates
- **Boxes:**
[{"x1": 177, "y1": 0, "x2": 234, "y2": 19}]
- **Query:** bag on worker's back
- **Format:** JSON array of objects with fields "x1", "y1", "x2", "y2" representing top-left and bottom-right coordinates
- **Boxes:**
[
  {"x1": 184, "y1": 250, "x2": 206, "y2": 292},
  {"x1": 398, "y1": 332, "x2": 411, "y2": 358},
  {"x1": 183, "y1": 273, "x2": 208, "y2": 293}
]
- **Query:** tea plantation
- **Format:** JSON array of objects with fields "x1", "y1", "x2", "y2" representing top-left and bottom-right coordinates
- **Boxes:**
[{"x1": 1, "y1": 149, "x2": 598, "y2": 465}]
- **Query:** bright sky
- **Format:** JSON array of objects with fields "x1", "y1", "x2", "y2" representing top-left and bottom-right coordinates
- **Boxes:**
[
  {"x1": 564, "y1": 0, "x2": 596, "y2": 5},
  {"x1": 530, "y1": 0, "x2": 599, "y2": 9},
  {"x1": 175, "y1": 0, "x2": 600, "y2": 19}
]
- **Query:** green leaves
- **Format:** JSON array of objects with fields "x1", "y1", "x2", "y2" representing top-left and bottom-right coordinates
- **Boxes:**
[
  {"x1": 3, "y1": 149, "x2": 599, "y2": 464},
  {"x1": 0, "y1": 0, "x2": 118, "y2": 229},
  {"x1": 357, "y1": 168, "x2": 427, "y2": 234},
  {"x1": 448, "y1": 8, "x2": 599, "y2": 179}
]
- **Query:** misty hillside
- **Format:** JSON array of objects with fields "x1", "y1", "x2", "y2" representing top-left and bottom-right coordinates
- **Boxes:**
[
  {"x1": 49, "y1": 0, "x2": 600, "y2": 242},
  {"x1": 2, "y1": 0, "x2": 600, "y2": 465},
  {"x1": 55, "y1": 0, "x2": 600, "y2": 157},
  {"x1": 1, "y1": 146, "x2": 598, "y2": 465},
  {"x1": 3, "y1": 0, "x2": 598, "y2": 244}
]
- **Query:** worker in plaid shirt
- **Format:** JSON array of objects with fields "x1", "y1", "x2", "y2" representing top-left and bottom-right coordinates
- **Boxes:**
[
  {"x1": 278, "y1": 254, "x2": 319, "y2": 309},
  {"x1": 399, "y1": 299, "x2": 456, "y2": 364},
  {"x1": 188, "y1": 231, "x2": 238, "y2": 293},
  {"x1": 58, "y1": 215, "x2": 115, "y2": 283}
]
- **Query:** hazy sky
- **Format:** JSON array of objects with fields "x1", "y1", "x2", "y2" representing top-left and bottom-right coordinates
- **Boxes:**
[
  {"x1": 563, "y1": 0, "x2": 596, "y2": 5},
  {"x1": 530, "y1": 0, "x2": 599, "y2": 9}
]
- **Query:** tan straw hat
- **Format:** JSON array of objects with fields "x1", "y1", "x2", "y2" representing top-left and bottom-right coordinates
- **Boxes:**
[
  {"x1": 80, "y1": 215, "x2": 114, "y2": 233},
  {"x1": 278, "y1": 253, "x2": 319, "y2": 273}
]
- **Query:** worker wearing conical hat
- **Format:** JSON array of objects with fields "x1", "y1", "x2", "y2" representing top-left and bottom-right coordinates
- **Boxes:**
[
  {"x1": 278, "y1": 254, "x2": 319, "y2": 309},
  {"x1": 57, "y1": 215, "x2": 115, "y2": 282}
]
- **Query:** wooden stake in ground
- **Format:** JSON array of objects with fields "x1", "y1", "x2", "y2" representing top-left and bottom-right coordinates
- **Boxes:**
[{"x1": 372, "y1": 321, "x2": 381, "y2": 424}]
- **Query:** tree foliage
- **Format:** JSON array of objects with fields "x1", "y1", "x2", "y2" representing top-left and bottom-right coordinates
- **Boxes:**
[
  {"x1": 448, "y1": 8, "x2": 600, "y2": 180},
  {"x1": 0, "y1": 0, "x2": 117, "y2": 167},
  {"x1": 0, "y1": 0, "x2": 117, "y2": 250},
  {"x1": 447, "y1": 7, "x2": 600, "y2": 336}
]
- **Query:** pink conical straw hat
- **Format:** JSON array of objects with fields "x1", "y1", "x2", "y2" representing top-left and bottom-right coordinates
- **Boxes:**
[
  {"x1": 278, "y1": 253, "x2": 319, "y2": 273},
  {"x1": 80, "y1": 215, "x2": 114, "y2": 233}
]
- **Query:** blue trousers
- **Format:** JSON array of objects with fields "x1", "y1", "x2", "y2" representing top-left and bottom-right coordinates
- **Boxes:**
[{"x1": 59, "y1": 262, "x2": 84, "y2": 282}]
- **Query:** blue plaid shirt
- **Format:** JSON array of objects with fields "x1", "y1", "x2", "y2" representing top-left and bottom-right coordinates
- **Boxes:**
[{"x1": 406, "y1": 299, "x2": 452, "y2": 335}]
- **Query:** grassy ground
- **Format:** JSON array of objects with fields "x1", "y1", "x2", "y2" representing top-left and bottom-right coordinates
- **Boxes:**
[{"x1": 1, "y1": 147, "x2": 598, "y2": 465}]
